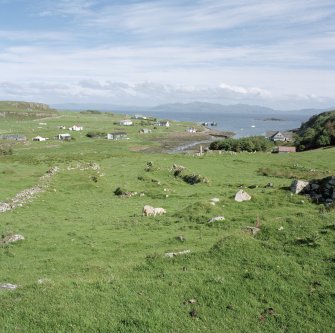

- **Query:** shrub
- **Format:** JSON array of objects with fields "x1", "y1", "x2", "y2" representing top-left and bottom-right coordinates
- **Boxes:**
[
  {"x1": 86, "y1": 131, "x2": 107, "y2": 138},
  {"x1": 209, "y1": 136, "x2": 273, "y2": 152}
]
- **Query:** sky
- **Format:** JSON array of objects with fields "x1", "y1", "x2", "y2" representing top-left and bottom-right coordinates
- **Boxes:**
[{"x1": 0, "y1": 0, "x2": 335, "y2": 110}]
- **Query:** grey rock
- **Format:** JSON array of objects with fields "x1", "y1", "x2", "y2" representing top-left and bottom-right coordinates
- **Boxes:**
[
  {"x1": 0, "y1": 283, "x2": 17, "y2": 290},
  {"x1": 234, "y1": 190, "x2": 251, "y2": 202},
  {"x1": 291, "y1": 180, "x2": 309, "y2": 194},
  {"x1": 0, "y1": 234, "x2": 25, "y2": 244},
  {"x1": 208, "y1": 216, "x2": 225, "y2": 223}
]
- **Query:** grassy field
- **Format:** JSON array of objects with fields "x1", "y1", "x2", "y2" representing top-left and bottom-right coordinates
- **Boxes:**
[{"x1": 1, "y1": 110, "x2": 334, "y2": 332}]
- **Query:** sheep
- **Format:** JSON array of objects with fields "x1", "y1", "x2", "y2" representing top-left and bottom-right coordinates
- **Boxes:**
[
  {"x1": 153, "y1": 207, "x2": 166, "y2": 216},
  {"x1": 142, "y1": 205, "x2": 166, "y2": 216},
  {"x1": 143, "y1": 205, "x2": 155, "y2": 216}
]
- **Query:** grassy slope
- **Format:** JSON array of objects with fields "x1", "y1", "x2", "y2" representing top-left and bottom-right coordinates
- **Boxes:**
[{"x1": 0, "y1": 111, "x2": 334, "y2": 332}]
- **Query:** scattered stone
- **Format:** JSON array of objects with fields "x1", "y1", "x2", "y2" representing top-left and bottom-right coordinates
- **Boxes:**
[
  {"x1": 188, "y1": 299, "x2": 197, "y2": 304},
  {"x1": 189, "y1": 309, "x2": 198, "y2": 318},
  {"x1": 208, "y1": 216, "x2": 225, "y2": 223},
  {"x1": 245, "y1": 226, "x2": 261, "y2": 235},
  {"x1": 0, "y1": 234, "x2": 25, "y2": 244},
  {"x1": 165, "y1": 250, "x2": 191, "y2": 258},
  {"x1": 265, "y1": 182, "x2": 273, "y2": 188},
  {"x1": 37, "y1": 278, "x2": 52, "y2": 284},
  {"x1": 0, "y1": 283, "x2": 17, "y2": 290},
  {"x1": 290, "y1": 179, "x2": 309, "y2": 194},
  {"x1": 278, "y1": 226, "x2": 284, "y2": 231},
  {"x1": 210, "y1": 197, "x2": 220, "y2": 203},
  {"x1": 176, "y1": 236, "x2": 186, "y2": 242},
  {"x1": 171, "y1": 164, "x2": 186, "y2": 176},
  {"x1": 234, "y1": 190, "x2": 251, "y2": 202},
  {"x1": 209, "y1": 202, "x2": 216, "y2": 206}
]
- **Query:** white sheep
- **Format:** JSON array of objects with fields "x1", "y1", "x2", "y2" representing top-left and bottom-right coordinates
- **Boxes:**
[
  {"x1": 142, "y1": 205, "x2": 155, "y2": 216},
  {"x1": 153, "y1": 207, "x2": 166, "y2": 216}
]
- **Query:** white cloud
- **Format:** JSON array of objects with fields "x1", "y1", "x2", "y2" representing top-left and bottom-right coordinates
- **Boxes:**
[{"x1": 0, "y1": 80, "x2": 334, "y2": 110}]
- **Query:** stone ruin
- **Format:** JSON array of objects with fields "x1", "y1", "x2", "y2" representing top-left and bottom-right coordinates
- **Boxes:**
[{"x1": 291, "y1": 176, "x2": 335, "y2": 204}]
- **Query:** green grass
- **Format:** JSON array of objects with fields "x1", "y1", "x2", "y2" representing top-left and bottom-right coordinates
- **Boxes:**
[{"x1": 0, "y1": 110, "x2": 334, "y2": 332}]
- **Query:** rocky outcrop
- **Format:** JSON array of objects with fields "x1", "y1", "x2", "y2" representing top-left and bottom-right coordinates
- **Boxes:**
[{"x1": 291, "y1": 176, "x2": 335, "y2": 204}]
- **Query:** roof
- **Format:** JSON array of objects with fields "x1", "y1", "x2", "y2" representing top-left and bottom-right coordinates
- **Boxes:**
[
  {"x1": 266, "y1": 131, "x2": 293, "y2": 140},
  {"x1": 277, "y1": 146, "x2": 296, "y2": 152}
]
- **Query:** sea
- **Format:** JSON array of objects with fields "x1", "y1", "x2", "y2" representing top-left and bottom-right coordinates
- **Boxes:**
[{"x1": 113, "y1": 110, "x2": 309, "y2": 138}]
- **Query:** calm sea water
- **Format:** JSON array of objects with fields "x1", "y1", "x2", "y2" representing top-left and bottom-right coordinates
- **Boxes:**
[{"x1": 114, "y1": 110, "x2": 309, "y2": 138}]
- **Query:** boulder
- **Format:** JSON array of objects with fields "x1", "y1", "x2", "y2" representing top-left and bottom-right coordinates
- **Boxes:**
[
  {"x1": 208, "y1": 216, "x2": 225, "y2": 223},
  {"x1": 291, "y1": 180, "x2": 309, "y2": 194},
  {"x1": 165, "y1": 250, "x2": 191, "y2": 258},
  {"x1": 210, "y1": 198, "x2": 220, "y2": 203},
  {"x1": 0, "y1": 283, "x2": 17, "y2": 290},
  {"x1": 0, "y1": 234, "x2": 25, "y2": 244},
  {"x1": 234, "y1": 190, "x2": 251, "y2": 202}
]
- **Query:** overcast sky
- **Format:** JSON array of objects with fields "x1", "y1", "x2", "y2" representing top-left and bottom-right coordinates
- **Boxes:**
[{"x1": 0, "y1": 0, "x2": 334, "y2": 109}]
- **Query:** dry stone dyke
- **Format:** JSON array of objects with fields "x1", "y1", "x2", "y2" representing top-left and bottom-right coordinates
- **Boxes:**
[{"x1": 291, "y1": 176, "x2": 335, "y2": 204}]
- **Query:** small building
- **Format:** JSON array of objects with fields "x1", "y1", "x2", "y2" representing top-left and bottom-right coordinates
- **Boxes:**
[
  {"x1": 107, "y1": 132, "x2": 128, "y2": 140},
  {"x1": 156, "y1": 121, "x2": 170, "y2": 127},
  {"x1": 32, "y1": 136, "x2": 48, "y2": 142},
  {"x1": 186, "y1": 127, "x2": 197, "y2": 133},
  {"x1": 139, "y1": 128, "x2": 152, "y2": 134},
  {"x1": 273, "y1": 146, "x2": 296, "y2": 153},
  {"x1": 69, "y1": 125, "x2": 83, "y2": 131},
  {"x1": 0, "y1": 134, "x2": 26, "y2": 141},
  {"x1": 57, "y1": 133, "x2": 72, "y2": 141},
  {"x1": 266, "y1": 131, "x2": 293, "y2": 142},
  {"x1": 119, "y1": 120, "x2": 133, "y2": 126},
  {"x1": 132, "y1": 115, "x2": 147, "y2": 120}
]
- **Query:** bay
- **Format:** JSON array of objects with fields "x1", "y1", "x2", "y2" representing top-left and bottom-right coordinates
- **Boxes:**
[{"x1": 113, "y1": 109, "x2": 309, "y2": 138}]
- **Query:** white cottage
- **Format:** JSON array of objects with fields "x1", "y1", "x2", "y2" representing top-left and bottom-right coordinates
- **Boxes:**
[
  {"x1": 32, "y1": 136, "x2": 48, "y2": 141},
  {"x1": 119, "y1": 120, "x2": 133, "y2": 126},
  {"x1": 69, "y1": 125, "x2": 83, "y2": 131}
]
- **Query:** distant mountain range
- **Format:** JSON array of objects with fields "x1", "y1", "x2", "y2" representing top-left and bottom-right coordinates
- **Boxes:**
[{"x1": 52, "y1": 101, "x2": 333, "y2": 115}]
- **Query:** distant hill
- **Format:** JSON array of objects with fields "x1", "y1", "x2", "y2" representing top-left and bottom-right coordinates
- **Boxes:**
[
  {"x1": 152, "y1": 102, "x2": 278, "y2": 114},
  {"x1": 0, "y1": 101, "x2": 58, "y2": 119},
  {"x1": 294, "y1": 110, "x2": 335, "y2": 150}
]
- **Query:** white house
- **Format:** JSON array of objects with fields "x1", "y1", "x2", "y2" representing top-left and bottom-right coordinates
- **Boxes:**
[
  {"x1": 119, "y1": 120, "x2": 133, "y2": 126},
  {"x1": 69, "y1": 125, "x2": 83, "y2": 131},
  {"x1": 157, "y1": 121, "x2": 170, "y2": 127},
  {"x1": 57, "y1": 133, "x2": 72, "y2": 141},
  {"x1": 139, "y1": 128, "x2": 152, "y2": 134},
  {"x1": 266, "y1": 131, "x2": 293, "y2": 142},
  {"x1": 107, "y1": 132, "x2": 128, "y2": 140},
  {"x1": 32, "y1": 136, "x2": 48, "y2": 141},
  {"x1": 132, "y1": 115, "x2": 147, "y2": 120}
]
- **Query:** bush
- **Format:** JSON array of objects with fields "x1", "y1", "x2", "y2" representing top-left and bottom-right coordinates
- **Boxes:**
[
  {"x1": 294, "y1": 110, "x2": 335, "y2": 151},
  {"x1": 181, "y1": 173, "x2": 209, "y2": 185},
  {"x1": 209, "y1": 136, "x2": 273, "y2": 152},
  {"x1": 86, "y1": 131, "x2": 107, "y2": 138}
]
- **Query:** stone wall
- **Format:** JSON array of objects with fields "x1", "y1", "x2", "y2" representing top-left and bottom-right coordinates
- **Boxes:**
[{"x1": 291, "y1": 176, "x2": 335, "y2": 204}]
